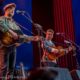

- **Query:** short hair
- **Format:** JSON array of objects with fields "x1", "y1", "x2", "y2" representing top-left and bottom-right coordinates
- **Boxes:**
[
  {"x1": 4, "y1": 3, "x2": 16, "y2": 11},
  {"x1": 46, "y1": 29, "x2": 54, "y2": 34}
]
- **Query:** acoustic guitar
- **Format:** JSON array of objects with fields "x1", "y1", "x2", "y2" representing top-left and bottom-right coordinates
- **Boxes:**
[
  {"x1": 0, "y1": 31, "x2": 39, "y2": 47},
  {"x1": 47, "y1": 46, "x2": 74, "y2": 61}
]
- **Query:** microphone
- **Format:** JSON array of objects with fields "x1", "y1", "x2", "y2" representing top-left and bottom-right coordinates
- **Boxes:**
[
  {"x1": 34, "y1": 23, "x2": 46, "y2": 34},
  {"x1": 56, "y1": 32, "x2": 64, "y2": 35},
  {"x1": 64, "y1": 40, "x2": 71, "y2": 44},
  {"x1": 16, "y1": 10, "x2": 26, "y2": 14},
  {"x1": 34, "y1": 23, "x2": 42, "y2": 29}
]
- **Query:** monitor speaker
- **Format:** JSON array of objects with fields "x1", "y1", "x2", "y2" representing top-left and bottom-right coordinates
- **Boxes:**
[
  {"x1": 71, "y1": 69, "x2": 80, "y2": 80},
  {"x1": 37, "y1": 67, "x2": 72, "y2": 80}
]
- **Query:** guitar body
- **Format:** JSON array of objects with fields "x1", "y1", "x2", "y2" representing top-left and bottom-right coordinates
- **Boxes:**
[
  {"x1": 48, "y1": 46, "x2": 65, "y2": 61},
  {"x1": 1, "y1": 32, "x2": 15, "y2": 46}
]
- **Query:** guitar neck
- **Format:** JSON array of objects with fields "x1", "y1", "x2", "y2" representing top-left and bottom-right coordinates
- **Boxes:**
[
  {"x1": 60, "y1": 46, "x2": 74, "y2": 54},
  {"x1": 19, "y1": 35, "x2": 34, "y2": 42}
]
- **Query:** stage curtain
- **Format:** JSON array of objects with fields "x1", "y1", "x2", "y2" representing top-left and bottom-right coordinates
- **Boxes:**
[{"x1": 53, "y1": 0, "x2": 77, "y2": 70}]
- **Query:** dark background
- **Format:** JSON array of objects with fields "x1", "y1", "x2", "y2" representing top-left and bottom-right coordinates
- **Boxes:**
[{"x1": 32, "y1": 0, "x2": 54, "y2": 67}]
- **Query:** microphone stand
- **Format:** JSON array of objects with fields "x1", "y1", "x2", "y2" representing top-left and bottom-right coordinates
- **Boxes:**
[
  {"x1": 36, "y1": 27, "x2": 43, "y2": 68},
  {"x1": 17, "y1": 12, "x2": 46, "y2": 68},
  {"x1": 61, "y1": 34, "x2": 80, "y2": 69},
  {"x1": 20, "y1": 13, "x2": 46, "y2": 34},
  {"x1": 60, "y1": 34, "x2": 80, "y2": 50}
]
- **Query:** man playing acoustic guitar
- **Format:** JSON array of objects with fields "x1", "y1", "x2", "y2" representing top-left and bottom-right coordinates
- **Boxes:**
[
  {"x1": 0, "y1": 3, "x2": 39, "y2": 80},
  {"x1": 41, "y1": 29, "x2": 73, "y2": 67}
]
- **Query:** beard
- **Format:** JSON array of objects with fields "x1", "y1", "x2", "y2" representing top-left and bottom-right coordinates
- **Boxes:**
[{"x1": 8, "y1": 13, "x2": 14, "y2": 18}]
